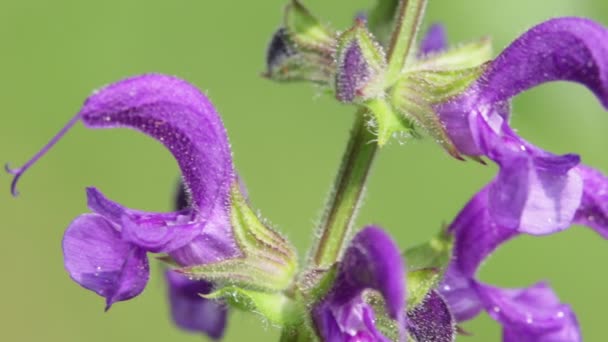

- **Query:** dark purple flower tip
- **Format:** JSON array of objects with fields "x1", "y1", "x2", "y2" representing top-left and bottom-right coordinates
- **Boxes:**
[
  {"x1": 406, "y1": 290, "x2": 455, "y2": 342},
  {"x1": 419, "y1": 23, "x2": 448, "y2": 56},
  {"x1": 62, "y1": 214, "x2": 149, "y2": 309},
  {"x1": 313, "y1": 226, "x2": 406, "y2": 341},
  {"x1": 336, "y1": 41, "x2": 371, "y2": 103},
  {"x1": 476, "y1": 283, "x2": 581, "y2": 342},
  {"x1": 8, "y1": 74, "x2": 235, "y2": 220},
  {"x1": 166, "y1": 271, "x2": 228, "y2": 339},
  {"x1": 266, "y1": 28, "x2": 296, "y2": 74}
]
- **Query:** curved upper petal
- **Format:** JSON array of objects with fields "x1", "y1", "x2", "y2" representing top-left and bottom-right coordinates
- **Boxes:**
[
  {"x1": 166, "y1": 271, "x2": 228, "y2": 339},
  {"x1": 62, "y1": 214, "x2": 149, "y2": 309},
  {"x1": 477, "y1": 17, "x2": 608, "y2": 106},
  {"x1": 313, "y1": 226, "x2": 406, "y2": 341},
  {"x1": 79, "y1": 74, "x2": 234, "y2": 216},
  {"x1": 419, "y1": 23, "x2": 448, "y2": 56},
  {"x1": 438, "y1": 17, "x2": 608, "y2": 157}
]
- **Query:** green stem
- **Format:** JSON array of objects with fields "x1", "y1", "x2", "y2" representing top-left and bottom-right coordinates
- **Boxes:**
[
  {"x1": 312, "y1": 110, "x2": 378, "y2": 267},
  {"x1": 385, "y1": 0, "x2": 428, "y2": 85}
]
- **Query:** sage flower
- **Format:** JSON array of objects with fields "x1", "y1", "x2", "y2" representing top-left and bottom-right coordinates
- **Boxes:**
[
  {"x1": 166, "y1": 270, "x2": 228, "y2": 339},
  {"x1": 312, "y1": 226, "x2": 405, "y2": 341},
  {"x1": 164, "y1": 184, "x2": 228, "y2": 339},
  {"x1": 10, "y1": 74, "x2": 296, "y2": 311},
  {"x1": 436, "y1": 18, "x2": 608, "y2": 235},
  {"x1": 56, "y1": 74, "x2": 240, "y2": 309},
  {"x1": 440, "y1": 173, "x2": 608, "y2": 341}
]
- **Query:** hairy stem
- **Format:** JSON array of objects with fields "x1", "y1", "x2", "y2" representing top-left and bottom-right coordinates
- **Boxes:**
[
  {"x1": 385, "y1": 0, "x2": 427, "y2": 85},
  {"x1": 312, "y1": 110, "x2": 378, "y2": 267}
]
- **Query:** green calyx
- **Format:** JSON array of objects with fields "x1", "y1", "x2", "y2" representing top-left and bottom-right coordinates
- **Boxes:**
[
  {"x1": 404, "y1": 227, "x2": 453, "y2": 309},
  {"x1": 264, "y1": 1, "x2": 336, "y2": 84},
  {"x1": 179, "y1": 183, "x2": 298, "y2": 292},
  {"x1": 174, "y1": 183, "x2": 303, "y2": 330},
  {"x1": 334, "y1": 19, "x2": 387, "y2": 103},
  {"x1": 204, "y1": 286, "x2": 300, "y2": 327},
  {"x1": 364, "y1": 98, "x2": 415, "y2": 147},
  {"x1": 364, "y1": 36, "x2": 492, "y2": 153}
]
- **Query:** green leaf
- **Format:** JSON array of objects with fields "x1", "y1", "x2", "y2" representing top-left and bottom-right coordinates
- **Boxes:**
[
  {"x1": 411, "y1": 37, "x2": 492, "y2": 71},
  {"x1": 403, "y1": 228, "x2": 453, "y2": 308},
  {"x1": 205, "y1": 286, "x2": 300, "y2": 326},
  {"x1": 284, "y1": 0, "x2": 334, "y2": 51}
]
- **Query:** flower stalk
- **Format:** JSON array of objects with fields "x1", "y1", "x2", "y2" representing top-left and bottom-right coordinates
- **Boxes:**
[
  {"x1": 385, "y1": 0, "x2": 427, "y2": 85},
  {"x1": 311, "y1": 110, "x2": 378, "y2": 268}
]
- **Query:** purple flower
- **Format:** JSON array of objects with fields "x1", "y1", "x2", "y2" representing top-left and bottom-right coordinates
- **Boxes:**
[
  {"x1": 312, "y1": 226, "x2": 406, "y2": 341},
  {"x1": 10, "y1": 74, "x2": 241, "y2": 310},
  {"x1": 163, "y1": 184, "x2": 228, "y2": 339},
  {"x1": 166, "y1": 270, "x2": 228, "y2": 340},
  {"x1": 418, "y1": 23, "x2": 447, "y2": 56},
  {"x1": 439, "y1": 178, "x2": 608, "y2": 341},
  {"x1": 436, "y1": 17, "x2": 608, "y2": 235}
]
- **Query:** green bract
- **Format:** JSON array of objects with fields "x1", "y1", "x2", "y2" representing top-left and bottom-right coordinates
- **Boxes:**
[{"x1": 179, "y1": 184, "x2": 298, "y2": 292}]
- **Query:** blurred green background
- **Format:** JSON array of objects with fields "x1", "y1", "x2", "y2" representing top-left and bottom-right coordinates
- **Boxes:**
[{"x1": 1, "y1": 0, "x2": 607, "y2": 341}]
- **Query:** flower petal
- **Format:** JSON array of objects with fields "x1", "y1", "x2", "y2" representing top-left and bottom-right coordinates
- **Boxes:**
[
  {"x1": 435, "y1": 20, "x2": 608, "y2": 234},
  {"x1": 79, "y1": 74, "x2": 234, "y2": 214},
  {"x1": 313, "y1": 226, "x2": 406, "y2": 341},
  {"x1": 7, "y1": 74, "x2": 235, "y2": 212},
  {"x1": 166, "y1": 271, "x2": 228, "y2": 339},
  {"x1": 573, "y1": 165, "x2": 608, "y2": 238},
  {"x1": 477, "y1": 17, "x2": 608, "y2": 106},
  {"x1": 407, "y1": 290, "x2": 455, "y2": 342},
  {"x1": 62, "y1": 214, "x2": 149, "y2": 309},
  {"x1": 447, "y1": 187, "x2": 516, "y2": 275},
  {"x1": 439, "y1": 187, "x2": 583, "y2": 340},
  {"x1": 338, "y1": 226, "x2": 406, "y2": 320},
  {"x1": 86, "y1": 187, "x2": 204, "y2": 253},
  {"x1": 476, "y1": 282, "x2": 581, "y2": 342},
  {"x1": 487, "y1": 139, "x2": 583, "y2": 234},
  {"x1": 439, "y1": 268, "x2": 482, "y2": 322},
  {"x1": 419, "y1": 23, "x2": 447, "y2": 56}
]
